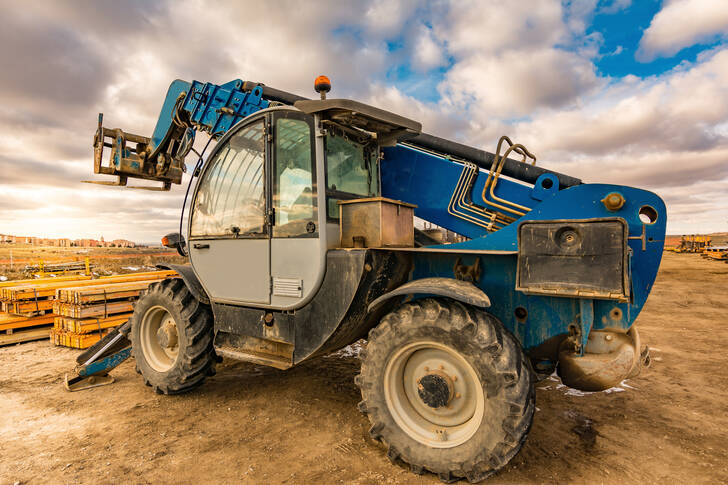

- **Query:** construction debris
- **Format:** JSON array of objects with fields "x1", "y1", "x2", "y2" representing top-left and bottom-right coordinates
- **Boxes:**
[
  {"x1": 23, "y1": 258, "x2": 93, "y2": 277},
  {"x1": 667, "y1": 235, "x2": 711, "y2": 253},
  {"x1": 702, "y1": 246, "x2": 728, "y2": 261}
]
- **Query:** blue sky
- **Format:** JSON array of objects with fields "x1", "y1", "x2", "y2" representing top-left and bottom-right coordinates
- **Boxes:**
[
  {"x1": 590, "y1": 0, "x2": 723, "y2": 77},
  {"x1": 0, "y1": 0, "x2": 727, "y2": 241}
]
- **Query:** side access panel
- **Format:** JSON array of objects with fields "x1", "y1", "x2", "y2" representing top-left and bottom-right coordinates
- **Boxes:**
[{"x1": 516, "y1": 218, "x2": 630, "y2": 301}]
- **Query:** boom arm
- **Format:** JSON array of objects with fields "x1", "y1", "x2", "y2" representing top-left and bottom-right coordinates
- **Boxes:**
[
  {"x1": 89, "y1": 79, "x2": 270, "y2": 189},
  {"x1": 89, "y1": 78, "x2": 580, "y2": 191}
]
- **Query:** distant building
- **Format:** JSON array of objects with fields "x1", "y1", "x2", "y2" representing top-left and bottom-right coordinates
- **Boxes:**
[
  {"x1": 111, "y1": 239, "x2": 136, "y2": 248},
  {"x1": 1, "y1": 233, "x2": 137, "y2": 248}
]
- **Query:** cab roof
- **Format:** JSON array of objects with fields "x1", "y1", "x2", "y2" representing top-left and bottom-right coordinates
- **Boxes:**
[{"x1": 294, "y1": 99, "x2": 422, "y2": 146}]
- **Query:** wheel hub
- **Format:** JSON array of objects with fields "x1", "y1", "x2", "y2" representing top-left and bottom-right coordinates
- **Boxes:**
[
  {"x1": 156, "y1": 320, "x2": 178, "y2": 349},
  {"x1": 140, "y1": 306, "x2": 179, "y2": 372},
  {"x1": 384, "y1": 341, "x2": 485, "y2": 448},
  {"x1": 417, "y1": 371, "x2": 454, "y2": 408}
]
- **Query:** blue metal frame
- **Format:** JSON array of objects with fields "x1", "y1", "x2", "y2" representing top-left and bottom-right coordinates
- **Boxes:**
[{"x1": 381, "y1": 144, "x2": 665, "y2": 350}]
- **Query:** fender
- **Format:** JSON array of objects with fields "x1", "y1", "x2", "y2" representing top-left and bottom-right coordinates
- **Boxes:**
[
  {"x1": 367, "y1": 277, "x2": 491, "y2": 313},
  {"x1": 155, "y1": 263, "x2": 210, "y2": 304}
]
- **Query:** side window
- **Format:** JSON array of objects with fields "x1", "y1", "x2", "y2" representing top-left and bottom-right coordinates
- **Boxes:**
[
  {"x1": 190, "y1": 121, "x2": 266, "y2": 237},
  {"x1": 273, "y1": 117, "x2": 317, "y2": 237},
  {"x1": 325, "y1": 133, "x2": 379, "y2": 219}
]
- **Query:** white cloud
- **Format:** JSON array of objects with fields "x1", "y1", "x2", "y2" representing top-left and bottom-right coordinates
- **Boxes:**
[
  {"x1": 511, "y1": 48, "x2": 728, "y2": 157},
  {"x1": 412, "y1": 25, "x2": 447, "y2": 71},
  {"x1": 637, "y1": 0, "x2": 728, "y2": 62},
  {"x1": 440, "y1": 48, "x2": 599, "y2": 119},
  {"x1": 437, "y1": 0, "x2": 568, "y2": 55}
]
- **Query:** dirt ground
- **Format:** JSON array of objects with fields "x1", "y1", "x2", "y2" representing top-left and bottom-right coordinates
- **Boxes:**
[
  {"x1": 0, "y1": 244, "x2": 184, "y2": 280},
  {"x1": 1, "y1": 252, "x2": 726, "y2": 484}
]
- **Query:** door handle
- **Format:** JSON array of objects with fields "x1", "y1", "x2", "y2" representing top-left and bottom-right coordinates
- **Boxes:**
[{"x1": 193, "y1": 243, "x2": 210, "y2": 249}]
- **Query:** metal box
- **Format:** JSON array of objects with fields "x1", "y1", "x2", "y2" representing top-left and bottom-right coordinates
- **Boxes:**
[{"x1": 339, "y1": 197, "x2": 416, "y2": 248}]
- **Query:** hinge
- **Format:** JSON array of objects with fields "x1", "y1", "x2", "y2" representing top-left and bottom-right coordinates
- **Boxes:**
[{"x1": 266, "y1": 208, "x2": 276, "y2": 226}]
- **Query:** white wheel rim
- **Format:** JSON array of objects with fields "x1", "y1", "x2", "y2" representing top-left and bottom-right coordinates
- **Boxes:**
[
  {"x1": 140, "y1": 305, "x2": 179, "y2": 372},
  {"x1": 384, "y1": 341, "x2": 485, "y2": 448}
]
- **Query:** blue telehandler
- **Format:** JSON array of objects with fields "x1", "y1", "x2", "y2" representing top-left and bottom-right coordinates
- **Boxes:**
[{"x1": 76, "y1": 76, "x2": 664, "y2": 482}]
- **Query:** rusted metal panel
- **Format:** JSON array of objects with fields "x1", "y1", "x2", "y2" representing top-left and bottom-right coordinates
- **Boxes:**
[{"x1": 339, "y1": 197, "x2": 416, "y2": 248}]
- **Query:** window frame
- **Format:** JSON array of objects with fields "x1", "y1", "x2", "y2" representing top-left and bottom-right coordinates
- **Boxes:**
[
  {"x1": 271, "y1": 111, "x2": 319, "y2": 239},
  {"x1": 189, "y1": 114, "x2": 270, "y2": 241}
]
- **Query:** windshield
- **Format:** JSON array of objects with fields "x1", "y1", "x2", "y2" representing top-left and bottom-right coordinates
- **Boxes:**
[{"x1": 325, "y1": 132, "x2": 378, "y2": 218}]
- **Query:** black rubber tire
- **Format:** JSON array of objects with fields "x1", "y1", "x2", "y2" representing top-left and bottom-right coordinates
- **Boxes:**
[
  {"x1": 356, "y1": 298, "x2": 535, "y2": 483},
  {"x1": 131, "y1": 278, "x2": 216, "y2": 395}
]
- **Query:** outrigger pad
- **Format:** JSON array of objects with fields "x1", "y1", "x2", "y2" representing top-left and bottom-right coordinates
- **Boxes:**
[{"x1": 65, "y1": 373, "x2": 115, "y2": 392}]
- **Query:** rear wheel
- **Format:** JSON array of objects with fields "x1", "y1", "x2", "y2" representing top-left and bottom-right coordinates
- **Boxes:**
[
  {"x1": 131, "y1": 278, "x2": 216, "y2": 394},
  {"x1": 357, "y1": 298, "x2": 534, "y2": 483}
]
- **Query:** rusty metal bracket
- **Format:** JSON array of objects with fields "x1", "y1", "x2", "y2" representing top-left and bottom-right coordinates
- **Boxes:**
[
  {"x1": 577, "y1": 299, "x2": 594, "y2": 356},
  {"x1": 628, "y1": 223, "x2": 648, "y2": 251}
]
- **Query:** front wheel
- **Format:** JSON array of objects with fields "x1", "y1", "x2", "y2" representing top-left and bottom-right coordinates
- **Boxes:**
[
  {"x1": 357, "y1": 298, "x2": 534, "y2": 483},
  {"x1": 131, "y1": 278, "x2": 216, "y2": 394}
]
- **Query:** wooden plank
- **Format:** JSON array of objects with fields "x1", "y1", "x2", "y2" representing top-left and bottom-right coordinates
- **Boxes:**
[
  {"x1": 54, "y1": 300, "x2": 134, "y2": 318},
  {"x1": 0, "y1": 274, "x2": 93, "y2": 288},
  {"x1": 0, "y1": 314, "x2": 55, "y2": 332},
  {"x1": 55, "y1": 281, "x2": 152, "y2": 304},
  {"x1": 2, "y1": 271, "x2": 175, "y2": 301},
  {"x1": 5, "y1": 299, "x2": 54, "y2": 315},
  {"x1": 0, "y1": 327, "x2": 51, "y2": 346},
  {"x1": 54, "y1": 313, "x2": 131, "y2": 334},
  {"x1": 50, "y1": 328, "x2": 111, "y2": 349}
]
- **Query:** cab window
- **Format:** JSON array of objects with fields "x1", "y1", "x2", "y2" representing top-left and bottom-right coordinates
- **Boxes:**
[
  {"x1": 325, "y1": 131, "x2": 378, "y2": 219},
  {"x1": 273, "y1": 116, "x2": 317, "y2": 237},
  {"x1": 190, "y1": 121, "x2": 265, "y2": 237}
]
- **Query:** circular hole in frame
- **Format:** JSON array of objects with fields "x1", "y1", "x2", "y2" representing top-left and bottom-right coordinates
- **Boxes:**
[
  {"x1": 638, "y1": 205, "x2": 658, "y2": 225},
  {"x1": 514, "y1": 306, "x2": 528, "y2": 322}
]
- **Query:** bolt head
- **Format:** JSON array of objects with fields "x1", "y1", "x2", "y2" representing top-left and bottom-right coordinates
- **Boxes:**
[{"x1": 601, "y1": 192, "x2": 626, "y2": 211}]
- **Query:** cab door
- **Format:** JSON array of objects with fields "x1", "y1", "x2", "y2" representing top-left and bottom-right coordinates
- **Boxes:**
[
  {"x1": 269, "y1": 111, "x2": 322, "y2": 308},
  {"x1": 188, "y1": 117, "x2": 271, "y2": 304}
]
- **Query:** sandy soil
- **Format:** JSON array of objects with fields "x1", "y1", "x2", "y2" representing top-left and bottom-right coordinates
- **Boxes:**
[{"x1": 1, "y1": 252, "x2": 726, "y2": 484}]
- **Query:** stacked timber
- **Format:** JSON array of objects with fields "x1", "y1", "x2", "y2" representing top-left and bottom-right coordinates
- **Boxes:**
[
  {"x1": 0, "y1": 275, "x2": 91, "y2": 346},
  {"x1": 0, "y1": 270, "x2": 176, "y2": 347},
  {"x1": 50, "y1": 272, "x2": 176, "y2": 349},
  {"x1": 0, "y1": 313, "x2": 56, "y2": 346}
]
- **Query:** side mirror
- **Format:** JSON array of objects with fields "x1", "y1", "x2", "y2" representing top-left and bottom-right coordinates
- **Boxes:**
[{"x1": 161, "y1": 232, "x2": 187, "y2": 257}]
